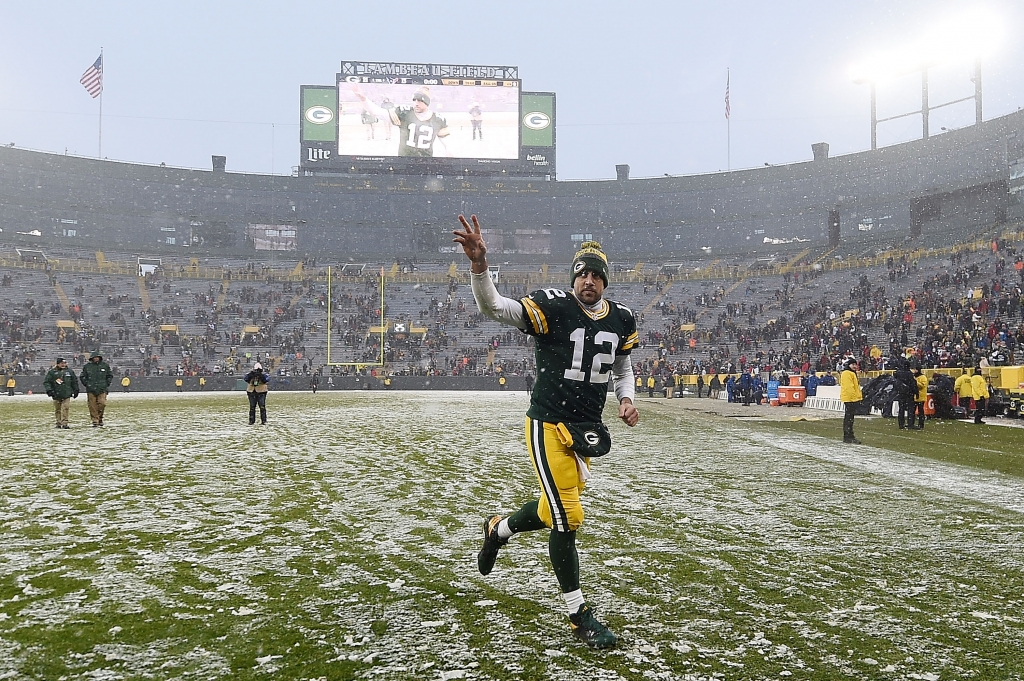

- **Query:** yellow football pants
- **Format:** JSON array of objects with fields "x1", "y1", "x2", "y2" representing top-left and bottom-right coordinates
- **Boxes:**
[{"x1": 525, "y1": 417, "x2": 589, "y2": 533}]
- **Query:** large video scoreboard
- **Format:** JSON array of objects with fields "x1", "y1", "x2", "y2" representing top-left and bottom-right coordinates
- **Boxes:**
[{"x1": 300, "y1": 61, "x2": 555, "y2": 178}]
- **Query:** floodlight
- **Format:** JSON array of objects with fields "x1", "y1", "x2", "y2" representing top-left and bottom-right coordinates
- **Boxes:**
[
  {"x1": 851, "y1": 9, "x2": 1000, "y2": 84},
  {"x1": 918, "y1": 8, "x2": 1001, "y2": 68},
  {"x1": 851, "y1": 8, "x2": 999, "y2": 149}
]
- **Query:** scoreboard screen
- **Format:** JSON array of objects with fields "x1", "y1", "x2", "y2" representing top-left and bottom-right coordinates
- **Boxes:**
[
  {"x1": 300, "y1": 61, "x2": 554, "y2": 178},
  {"x1": 338, "y1": 78, "x2": 520, "y2": 161}
]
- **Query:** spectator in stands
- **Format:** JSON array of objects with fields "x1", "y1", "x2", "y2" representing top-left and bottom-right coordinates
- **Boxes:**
[
  {"x1": 840, "y1": 358, "x2": 863, "y2": 444},
  {"x1": 43, "y1": 358, "x2": 78, "y2": 429},
  {"x1": 79, "y1": 351, "x2": 113, "y2": 427},
  {"x1": 245, "y1": 362, "x2": 271, "y2": 425}
]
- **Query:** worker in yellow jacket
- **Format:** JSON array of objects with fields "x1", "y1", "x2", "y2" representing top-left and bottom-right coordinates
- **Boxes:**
[
  {"x1": 953, "y1": 369, "x2": 973, "y2": 409},
  {"x1": 971, "y1": 370, "x2": 990, "y2": 425},
  {"x1": 840, "y1": 359, "x2": 863, "y2": 444},
  {"x1": 913, "y1": 367, "x2": 929, "y2": 430}
]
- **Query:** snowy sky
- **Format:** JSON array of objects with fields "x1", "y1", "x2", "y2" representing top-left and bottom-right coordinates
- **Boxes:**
[{"x1": 1, "y1": 1, "x2": 1021, "y2": 180}]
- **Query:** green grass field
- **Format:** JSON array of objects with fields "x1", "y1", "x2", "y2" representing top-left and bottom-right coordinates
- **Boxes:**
[
  {"x1": 751, "y1": 411, "x2": 1024, "y2": 477},
  {"x1": 2, "y1": 391, "x2": 1023, "y2": 680}
]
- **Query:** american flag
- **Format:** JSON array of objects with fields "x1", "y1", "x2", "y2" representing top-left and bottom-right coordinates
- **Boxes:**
[
  {"x1": 724, "y1": 70, "x2": 730, "y2": 120},
  {"x1": 80, "y1": 54, "x2": 103, "y2": 98}
]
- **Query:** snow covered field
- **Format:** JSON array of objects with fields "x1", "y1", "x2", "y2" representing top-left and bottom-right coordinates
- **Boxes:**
[{"x1": 1, "y1": 391, "x2": 1022, "y2": 680}]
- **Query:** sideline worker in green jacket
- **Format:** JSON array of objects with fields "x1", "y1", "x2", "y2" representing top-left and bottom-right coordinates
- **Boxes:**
[
  {"x1": 43, "y1": 358, "x2": 79, "y2": 429},
  {"x1": 80, "y1": 351, "x2": 113, "y2": 427}
]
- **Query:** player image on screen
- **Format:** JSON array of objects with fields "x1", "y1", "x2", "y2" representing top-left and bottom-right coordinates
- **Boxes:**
[
  {"x1": 353, "y1": 85, "x2": 449, "y2": 157},
  {"x1": 338, "y1": 80, "x2": 520, "y2": 161}
]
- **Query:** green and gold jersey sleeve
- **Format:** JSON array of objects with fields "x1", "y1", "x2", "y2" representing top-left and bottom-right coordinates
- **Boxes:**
[{"x1": 521, "y1": 288, "x2": 638, "y2": 424}]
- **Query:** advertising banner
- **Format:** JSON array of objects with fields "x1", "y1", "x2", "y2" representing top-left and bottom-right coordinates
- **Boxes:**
[
  {"x1": 521, "y1": 93, "x2": 554, "y2": 147},
  {"x1": 301, "y1": 86, "x2": 338, "y2": 143}
]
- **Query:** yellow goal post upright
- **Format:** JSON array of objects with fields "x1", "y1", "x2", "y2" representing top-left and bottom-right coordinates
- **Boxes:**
[{"x1": 325, "y1": 265, "x2": 386, "y2": 367}]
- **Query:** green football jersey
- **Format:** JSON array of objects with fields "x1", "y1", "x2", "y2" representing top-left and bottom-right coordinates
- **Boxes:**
[
  {"x1": 520, "y1": 288, "x2": 639, "y2": 424},
  {"x1": 390, "y1": 107, "x2": 449, "y2": 157}
]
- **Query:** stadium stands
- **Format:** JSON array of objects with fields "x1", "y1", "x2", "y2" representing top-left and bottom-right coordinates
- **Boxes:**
[
  {"x1": 3, "y1": 107, "x2": 1024, "y2": 387},
  {"x1": 2, "y1": 229, "x2": 1022, "y2": 388}
]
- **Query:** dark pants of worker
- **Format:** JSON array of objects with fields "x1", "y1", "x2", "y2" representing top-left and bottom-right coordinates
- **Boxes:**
[
  {"x1": 248, "y1": 391, "x2": 267, "y2": 424},
  {"x1": 974, "y1": 397, "x2": 986, "y2": 424},
  {"x1": 843, "y1": 401, "x2": 858, "y2": 441},
  {"x1": 914, "y1": 401, "x2": 925, "y2": 429},
  {"x1": 897, "y1": 396, "x2": 915, "y2": 429}
]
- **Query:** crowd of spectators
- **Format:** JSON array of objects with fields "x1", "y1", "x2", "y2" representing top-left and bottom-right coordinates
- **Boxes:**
[
  {"x1": 3, "y1": 232, "x2": 1024, "y2": 385},
  {"x1": 631, "y1": 236, "x2": 1024, "y2": 388}
]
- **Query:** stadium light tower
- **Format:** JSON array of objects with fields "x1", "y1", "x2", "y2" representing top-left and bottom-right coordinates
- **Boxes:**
[{"x1": 851, "y1": 9, "x2": 1000, "y2": 150}]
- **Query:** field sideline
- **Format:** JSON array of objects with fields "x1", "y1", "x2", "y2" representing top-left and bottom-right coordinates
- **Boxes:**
[{"x1": 2, "y1": 391, "x2": 1023, "y2": 680}]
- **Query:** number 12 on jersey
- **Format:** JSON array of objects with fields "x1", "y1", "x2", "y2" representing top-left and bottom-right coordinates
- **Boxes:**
[
  {"x1": 406, "y1": 123, "x2": 434, "y2": 150},
  {"x1": 564, "y1": 328, "x2": 618, "y2": 384}
]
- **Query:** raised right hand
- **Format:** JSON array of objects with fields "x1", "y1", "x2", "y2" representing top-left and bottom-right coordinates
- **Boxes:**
[{"x1": 453, "y1": 214, "x2": 487, "y2": 273}]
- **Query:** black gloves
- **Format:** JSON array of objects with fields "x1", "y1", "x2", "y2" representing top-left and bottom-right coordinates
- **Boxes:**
[
  {"x1": 73, "y1": 392, "x2": 79, "y2": 399},
  {"x1": 46, "y1": 390, "x2": 54, "y2": 398}
]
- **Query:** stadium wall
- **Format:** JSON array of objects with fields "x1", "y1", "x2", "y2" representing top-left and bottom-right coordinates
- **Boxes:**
[
  {"x1": 1, "y1": 109, "x2": 1022, "y2": 261},
  {"x1": 6, "y1": 374, "x2": 535, "y2": 394}
]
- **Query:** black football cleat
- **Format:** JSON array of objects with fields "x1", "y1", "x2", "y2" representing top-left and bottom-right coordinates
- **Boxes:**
[
  {"x1": 569, "y1": 604, "x2": 618, "y2": 649},
  {"x1": 477, "y1": 515, "x2": 508, "y2": 576}
]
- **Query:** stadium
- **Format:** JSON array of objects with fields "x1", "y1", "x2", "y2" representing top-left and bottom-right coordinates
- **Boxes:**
[
  {"x1": 2, "y1": 67, "x2": 1023, "y2": 391},
  {"x1": 3, "y1": 55, "x2": 1024, "y2": 681}
]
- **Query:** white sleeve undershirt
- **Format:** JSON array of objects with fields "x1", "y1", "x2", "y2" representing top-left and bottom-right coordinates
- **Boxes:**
[
  {"x1": 611, "y1": 354, "x2": 635, "y2": 404},
  {"x1": 470, "y1": 270, "x2": 528, "y2": 330}
]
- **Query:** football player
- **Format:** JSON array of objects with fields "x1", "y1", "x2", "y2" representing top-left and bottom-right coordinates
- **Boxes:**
[
  {"x1": 453, "y1": 214, "x2": 639, "y2": 649},
  {"x1": 352, "y1": 85, "x2": 449, "y2": 157}
]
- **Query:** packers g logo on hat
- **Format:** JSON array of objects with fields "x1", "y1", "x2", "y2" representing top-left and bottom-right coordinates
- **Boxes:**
[{"x1": 570, "y1": 240, "x2": 610, "y2": 286}]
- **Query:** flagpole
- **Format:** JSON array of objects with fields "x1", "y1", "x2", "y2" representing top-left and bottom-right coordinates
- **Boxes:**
[
  {"x1": 98, "y1": 47, "x2": 103, "y2": 158},
  {"x1": 726, "y1": 68, "x2": 731, "y2": 171}
]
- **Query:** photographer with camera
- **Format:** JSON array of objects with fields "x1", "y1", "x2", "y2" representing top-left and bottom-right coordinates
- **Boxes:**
[{"x1": 244, "y1": 362, "x2": 270, "y2": 425}]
